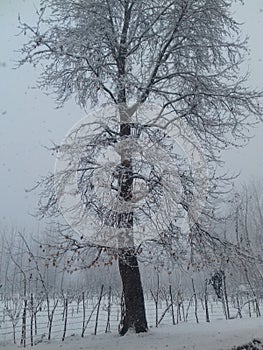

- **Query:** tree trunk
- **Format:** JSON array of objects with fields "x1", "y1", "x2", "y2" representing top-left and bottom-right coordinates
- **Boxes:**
[
  {"x1": 118, "y1": 250, "x2": 148, "y2": 335},
  {"x1": 117, "y1": 122, "x2": 148, "y2": 335}
]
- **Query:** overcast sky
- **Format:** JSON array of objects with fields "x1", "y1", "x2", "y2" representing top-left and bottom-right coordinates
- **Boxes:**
[{"x1": 0, "y1": 0, "x2": 263, "y2": 230}]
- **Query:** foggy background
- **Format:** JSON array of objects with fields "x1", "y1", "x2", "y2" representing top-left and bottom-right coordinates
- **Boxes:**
[{"x1": 0, "y1": 0, "x2": 263, "y2": 230}]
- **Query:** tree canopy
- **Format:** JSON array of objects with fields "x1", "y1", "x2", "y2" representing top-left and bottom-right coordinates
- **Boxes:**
[{"x1": 20, "y1": 0, "x2": 262, "y2": 155}]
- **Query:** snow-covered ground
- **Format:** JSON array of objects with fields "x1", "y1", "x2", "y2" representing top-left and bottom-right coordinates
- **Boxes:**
[{"x1": 1, "y1": 317, "x2": 263, "y2": 350}]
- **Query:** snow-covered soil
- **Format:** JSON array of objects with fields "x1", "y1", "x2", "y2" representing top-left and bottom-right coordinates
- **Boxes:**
[{"x1": 1, "y1": 317, "x2": 263, "y2": 350}]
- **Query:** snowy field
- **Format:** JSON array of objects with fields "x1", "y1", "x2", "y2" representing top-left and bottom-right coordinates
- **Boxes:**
[
  {"x1": 1, "y1": 317, "x2": 263, "y2": 350},
  {"x1": 0, "y1": 295, "x2": 261, "y2": 346},
  {"x1": 0, "y1": 295, "x2": 262, "y2": 349}
]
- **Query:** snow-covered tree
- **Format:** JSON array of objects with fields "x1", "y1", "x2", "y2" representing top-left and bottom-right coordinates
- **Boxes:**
[
  {"x1": 225, "y1": 180, "x2": 263, "y2": 293},
  {"x1": 19, "y1": 0, "x2": 263, "y2": 335}
]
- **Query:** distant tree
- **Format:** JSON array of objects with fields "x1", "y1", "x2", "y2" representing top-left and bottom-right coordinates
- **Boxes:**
[
  {"x1": 19, "y1": 0, "x2": 263, "y2": 335},
  {"x1": 226, "y1": 180, "x2": 263, "y2": 296}
]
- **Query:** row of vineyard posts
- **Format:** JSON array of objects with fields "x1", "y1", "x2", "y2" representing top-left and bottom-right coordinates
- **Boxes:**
[{"x1": 0, "y1": 272, "x2": 262, "y2": 347}]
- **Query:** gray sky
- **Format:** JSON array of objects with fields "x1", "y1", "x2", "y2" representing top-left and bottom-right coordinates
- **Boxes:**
[{"x1": 0, "y1": 0, "x2": 263, "y2": 229}]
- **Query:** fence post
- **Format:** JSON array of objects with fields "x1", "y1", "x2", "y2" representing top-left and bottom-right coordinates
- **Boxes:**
[
  {"x1": 169, "y1": 285, "x2": 175, "y2": 325},
  {"x1": 30, "y1": 293, "x2": 34, "y2": 346},
  {"x1": 204, "y1": 279, "x2": 210, "y2": 323},
  {"x1": 192, "y1": 278, "x2": 199, "y2": 324},
  {"x1": 20, "y1": 298, "x2": 27, "y2": 348},
  {"x1": 94, "y1": 285, "x2": 104, "y2": 335},
  {"x1": 62, "y1": 297, "x2": 68, "y2": 341},
  {"x1": 105, "y1": 286, "x2": 112, "y2": 333},
  {"x1": 81, "y1": 292, "x2": 86, "y2": 337}
]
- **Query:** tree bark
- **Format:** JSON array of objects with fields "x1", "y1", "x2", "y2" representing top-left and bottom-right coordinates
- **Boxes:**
[
  {"x1": 118, "y1": 250, "x2": 148, "y2": 335},
  {"x1": 117, "y1": 122, "x2": 148, "y2": 335}
]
